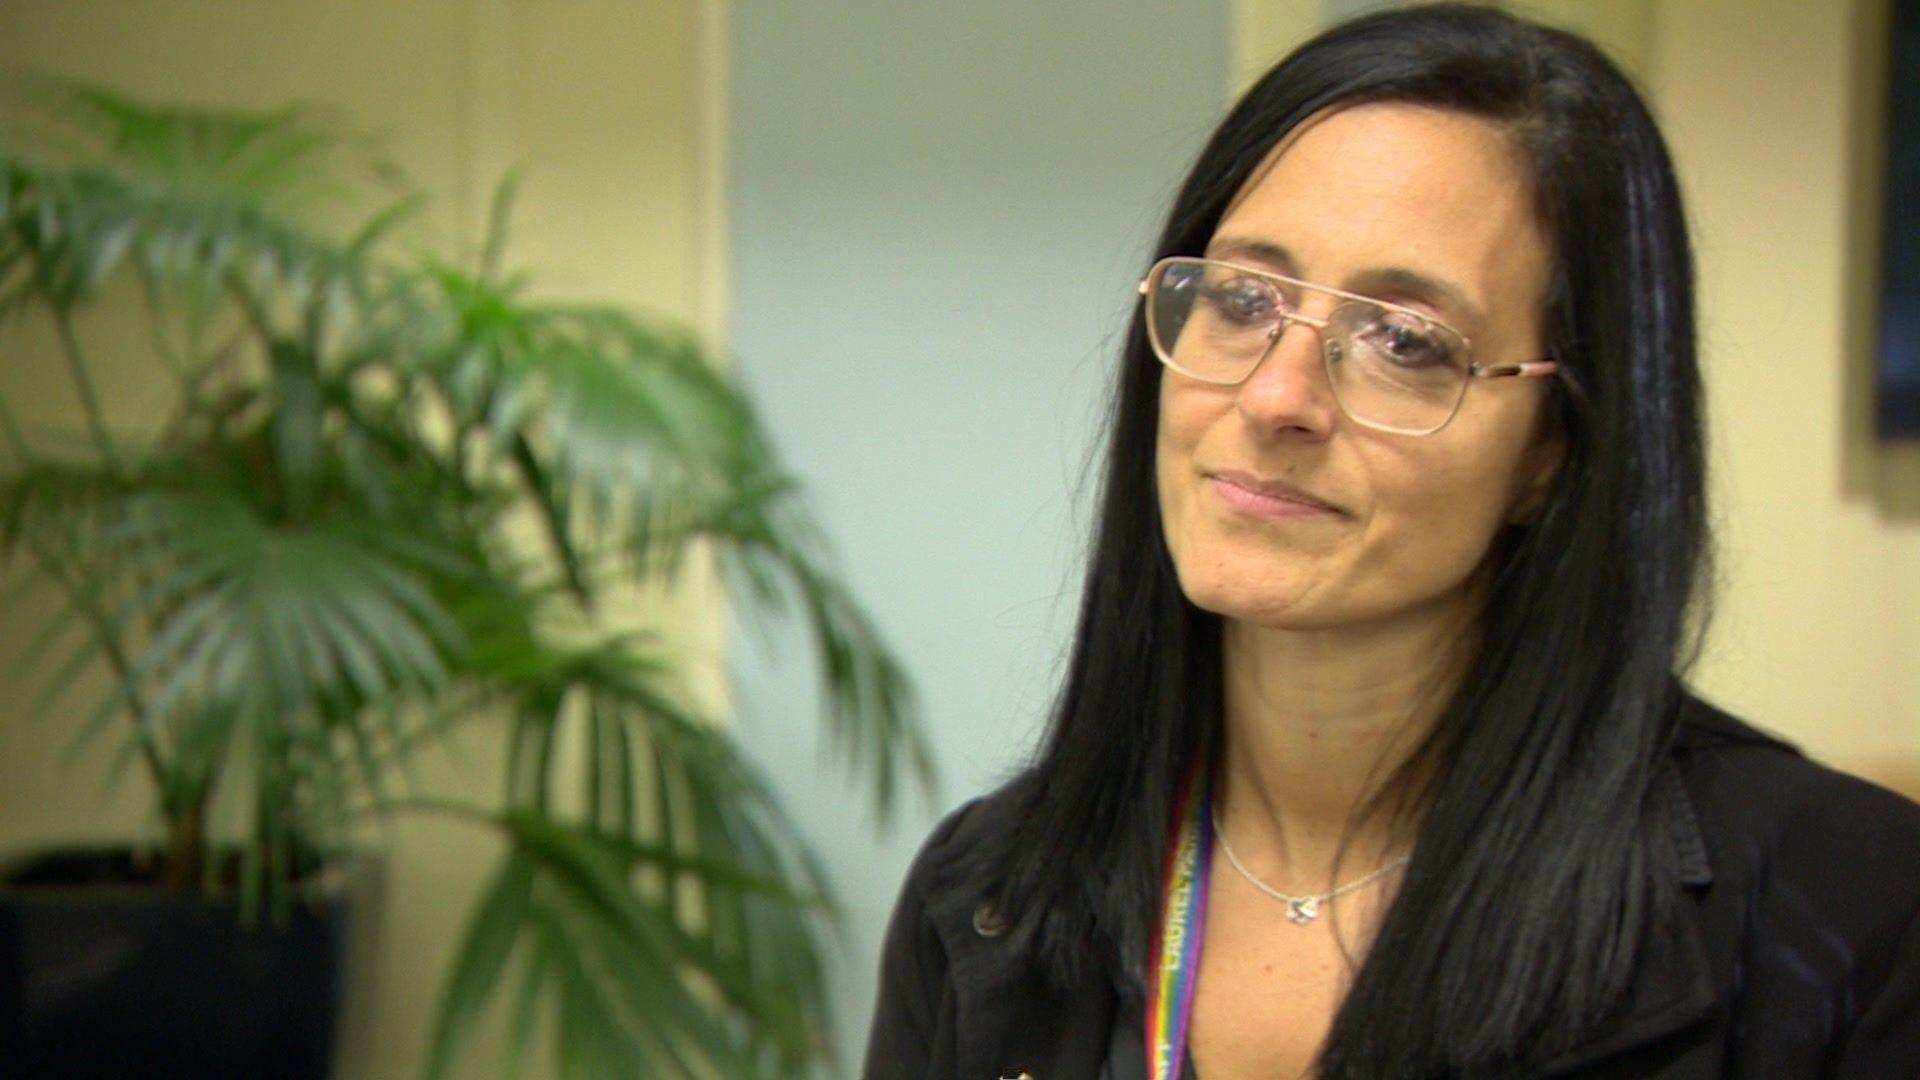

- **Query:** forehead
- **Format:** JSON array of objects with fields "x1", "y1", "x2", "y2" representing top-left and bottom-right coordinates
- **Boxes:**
[{"x1": 1211, "y1": 103, "x2": 1551, "y2": 336}]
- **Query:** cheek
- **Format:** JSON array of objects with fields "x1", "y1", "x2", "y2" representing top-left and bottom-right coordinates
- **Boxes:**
[
  {"x1": 1154, "y1": 378, "x2": 1223, "y2": 558},
  {"x1": 1356, "y1": 433, "x2": 1531, "y2": 591},
  {"x1": 1155, "y1": 388, "x2": 1191, "y2": 557},
  {"x1": 1388, "y1": 474, "x2": 1504, "y2": 563}
]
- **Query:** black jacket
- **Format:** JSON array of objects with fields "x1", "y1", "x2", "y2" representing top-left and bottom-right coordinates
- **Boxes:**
[{"x1": 862, "y1": 701, "x2": 1920, "y2": 1077}]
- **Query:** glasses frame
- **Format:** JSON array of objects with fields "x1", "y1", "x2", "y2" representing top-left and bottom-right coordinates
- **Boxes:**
[{"x1": 1138, "y1": 256, "x2": 1559, "y2": 436}]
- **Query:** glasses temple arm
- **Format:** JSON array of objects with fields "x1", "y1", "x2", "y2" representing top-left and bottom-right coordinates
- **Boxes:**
[{"x1": 1473, "y1": 359, "x2": 1559, "y2": 379}]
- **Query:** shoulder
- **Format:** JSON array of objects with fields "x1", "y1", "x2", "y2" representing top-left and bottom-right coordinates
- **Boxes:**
[
  {"x1": 891, "y1": 771, "x2": 1039, "y2": 914},
  {"x1": 865, "y1": 771, "x2": 1115, "y2": 1078},
  {"x1": 1667, "y1": 693, "x2": 1920, "y2": 1067},
  {"x1": 1670, "y1": 693, "x2": 1920, "y2": 879},
  {"x1": 863, "y1": 782, "x2": 1023, "y2": 1078}
]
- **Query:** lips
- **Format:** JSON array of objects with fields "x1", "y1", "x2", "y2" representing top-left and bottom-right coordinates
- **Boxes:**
[{"x1": 1206, "y1": 470, "x2": 1346, "y2": 518}]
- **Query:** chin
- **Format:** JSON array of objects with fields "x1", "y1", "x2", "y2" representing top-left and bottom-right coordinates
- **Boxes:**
[{"x1": 1173, "y1": 559, "x2": 1326, "y2": 629}]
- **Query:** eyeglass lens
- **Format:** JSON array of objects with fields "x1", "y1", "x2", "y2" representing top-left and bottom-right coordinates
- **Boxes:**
[{"x1": 1146, "y1": 259, "x2": 1471, "y2": 434}]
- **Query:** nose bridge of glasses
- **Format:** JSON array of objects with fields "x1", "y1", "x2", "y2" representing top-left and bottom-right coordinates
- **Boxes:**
[
  {"x1": 1250, "y1": 304, "x2": 1337, "y2": 390},
  {"x1": 1265, "y1": 292, "x2": 1357, "y2": 374},
  {"x1": 1274, "y1": 306, "x2": 1331, "y2": 338},
  {"x1": 1260, "y1": 283, "x2": 1338, "y2": 350}
]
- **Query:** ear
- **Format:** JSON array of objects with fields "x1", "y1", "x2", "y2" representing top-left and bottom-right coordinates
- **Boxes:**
[{"x1": 1508, "y1": 427, "x2": 1565, "y2": 526}]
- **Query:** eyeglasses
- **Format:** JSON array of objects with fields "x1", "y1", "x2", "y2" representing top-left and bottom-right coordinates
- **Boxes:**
[{"x1": 1138, "y1": 256, "x2": 1558, "y2": 436}]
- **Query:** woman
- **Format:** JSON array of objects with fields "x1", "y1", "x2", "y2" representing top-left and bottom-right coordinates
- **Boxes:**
[{"x1": 864, "y1": 6, "x2": 1920, "y2": 1078}]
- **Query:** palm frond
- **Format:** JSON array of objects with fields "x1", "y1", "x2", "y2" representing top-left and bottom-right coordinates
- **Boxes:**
[
  {"x1": 711, "y1": 489, "x2": 935, "y2": 821},
  {"x1": 423, "y1": 626, "x2": 842, "y2": 1072},
  {"x1": 520, "y1": 825, "x2": 756, "y2": 1076},
  {"x1": 1, "y1": 82, "x2": 931, "y2": 1077},
  {"x1": 399, "y1": 259, "x2": 935, "y2": 819},
  {"x1": 426, "y1": 853, "x2": 537, "y2": 1080},
  {"x1": 43, "y1": 84, "x2": 341, "y2": 215}
]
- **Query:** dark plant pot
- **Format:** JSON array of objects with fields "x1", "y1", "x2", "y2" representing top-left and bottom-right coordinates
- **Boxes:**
[{"x1": 0, "y1": 848, "x2": 363, "y2": 1080}]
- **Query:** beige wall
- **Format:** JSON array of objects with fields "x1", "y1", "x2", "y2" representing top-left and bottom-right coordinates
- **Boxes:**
[
  {"x1": 1645, "y1": 0, "x2": 1919, "y2": 783},
  {"x1": 0, "y1": 2, "x2": 724, "y2": 1076},
  {"x1": 1229, "y1": 0, "x2": 1920, "y2": 790}
]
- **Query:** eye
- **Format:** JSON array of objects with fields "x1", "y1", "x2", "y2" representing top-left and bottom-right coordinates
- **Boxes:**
[
  {"x1": 1352, "y1": 308, "x2": 1459, "y2": 370},
  {"x1": 1202, "y1": 275, "x2": 1283, "y2": 328}
]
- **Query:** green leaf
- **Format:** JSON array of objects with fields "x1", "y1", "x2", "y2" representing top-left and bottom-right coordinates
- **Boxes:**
[
  {"x1": 269, "y1": 339, "x2": 324, "y2": 514},
  {"x1": 426, "y1": 854, "x2": 537, "y2": 1080},
  {"x1": 504, "y1": 809, "x2": 820, "y2": 908},
  {"x1": 501, "y1": 926, "x2": 551, "y2": 1080},
  {"x1": 514, "y1": 823, "x2": 752, "y2": 1073},
  {"x1": 478, "y1": 171, "x2": 520, "y2": 286},
  {"x1": 721, "y1": 527, "x2": 934, "y2": 821},
  {"x1": 346, "y1": 192, "x2": 423, "y2": 260}
]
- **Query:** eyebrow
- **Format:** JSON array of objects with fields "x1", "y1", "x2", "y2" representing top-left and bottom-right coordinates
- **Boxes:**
[{"x1": 1202, "y1": 236, "x2": 1486, "y2": 331}]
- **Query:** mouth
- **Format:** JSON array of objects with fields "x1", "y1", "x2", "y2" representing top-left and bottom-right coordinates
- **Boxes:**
[{"x1": 1205, "y1": 470, "x2": 1346, "y2": 520}]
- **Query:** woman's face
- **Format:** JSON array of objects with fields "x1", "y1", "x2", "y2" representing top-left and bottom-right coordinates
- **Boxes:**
[{"x1": 1155, "y1": 102, "x2": 1559, "y2": 632}]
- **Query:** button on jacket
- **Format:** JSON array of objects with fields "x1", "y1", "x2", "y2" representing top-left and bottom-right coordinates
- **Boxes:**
[{"x1": 861, "y1": 700, "x2": 1920, "y2": 1077}]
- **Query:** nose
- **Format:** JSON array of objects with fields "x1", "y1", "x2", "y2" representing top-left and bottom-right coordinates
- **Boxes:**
[{"x1": 1234, "y1": 315, "x2": 1340, "y2": 439}]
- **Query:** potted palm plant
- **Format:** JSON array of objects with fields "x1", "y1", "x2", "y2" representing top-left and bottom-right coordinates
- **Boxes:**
[{"x1": 0, "y1": 85, "x2": 929, "y2": 1077}]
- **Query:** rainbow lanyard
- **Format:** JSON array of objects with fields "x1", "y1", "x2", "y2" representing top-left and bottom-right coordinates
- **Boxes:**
[{"x1": 1145, "y1": 761, "x2": 1212, "y2": 1080}]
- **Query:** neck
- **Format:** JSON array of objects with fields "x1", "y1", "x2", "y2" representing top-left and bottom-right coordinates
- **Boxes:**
[{"x1": 1214, "y1": 596, "x2": 1477, "y2": 890}]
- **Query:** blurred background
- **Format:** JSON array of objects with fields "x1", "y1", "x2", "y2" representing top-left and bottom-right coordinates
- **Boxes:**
[{"x1": 1, "y1": 0, "x2": 1914, "y2": 1076}]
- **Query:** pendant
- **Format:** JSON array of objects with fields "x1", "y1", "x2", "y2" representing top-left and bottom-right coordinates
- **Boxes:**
[{"x1": 1286, "y1": 896, "x2": 1320, "y2": 925}]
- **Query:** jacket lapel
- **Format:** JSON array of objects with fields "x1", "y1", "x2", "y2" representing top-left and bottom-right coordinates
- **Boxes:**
[{"x1": 1540, "y1": 761, "x2": 1720, "y2": 1074}]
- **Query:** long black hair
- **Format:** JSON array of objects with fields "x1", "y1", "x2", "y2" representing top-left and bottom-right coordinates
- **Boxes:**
[{"x1": 970, "y1": 5, "x2": 1707, "y2": 1073}]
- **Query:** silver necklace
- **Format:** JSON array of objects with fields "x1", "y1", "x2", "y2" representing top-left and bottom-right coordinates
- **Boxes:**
[{"x1": 1210, "y1": 807, "x2": 1412, "y2": 926}]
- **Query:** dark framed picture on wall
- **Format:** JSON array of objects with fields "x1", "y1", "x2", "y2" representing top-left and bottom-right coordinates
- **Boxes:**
[{"x1": 1881, "y1": 0, "x2": 1920, "y2": 438}]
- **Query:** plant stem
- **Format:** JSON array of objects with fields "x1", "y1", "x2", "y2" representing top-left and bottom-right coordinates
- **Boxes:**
[
  {"x1": 510, "y1": 433, "x2": 591, "y2": 607},
  {"x1": 50, "y1": 306, "x2": 117, "y2": 468},
  {"x1": 224, "y1": 269, "x2": 275, "y2": 344},
  {"x1": 160, "y1": 323, "x2": 247, "y2": 448},
  {"x1": 136, "y1": 264, "x2": 191, "y2": 386},
  {"x1": 163, "y1": 795, "x2": 209, "y2": 891}
]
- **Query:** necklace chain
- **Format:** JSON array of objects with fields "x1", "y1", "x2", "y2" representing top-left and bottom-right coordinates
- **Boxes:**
[{"x1": 1209, "y1": 807, "x2": 1411, "y2": 925}]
